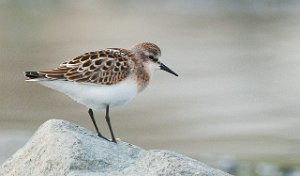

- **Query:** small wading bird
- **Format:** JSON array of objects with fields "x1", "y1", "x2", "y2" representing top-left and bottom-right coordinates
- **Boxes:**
[{"x1": 24, "y1": 42, "x2": 178, "y2": 143}]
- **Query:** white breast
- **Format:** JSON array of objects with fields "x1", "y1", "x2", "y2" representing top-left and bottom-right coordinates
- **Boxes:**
[{"x1": 39, "y1": 78, "x2": 138, "y2": 110}]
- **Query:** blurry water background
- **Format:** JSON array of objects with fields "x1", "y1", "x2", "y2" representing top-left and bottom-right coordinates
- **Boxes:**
[{"x1": 1, "y1": 0, "x2": 300, "y2": 175}]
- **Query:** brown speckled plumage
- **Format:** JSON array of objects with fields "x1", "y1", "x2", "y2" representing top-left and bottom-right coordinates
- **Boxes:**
[{"x1": 38, "y1": 49, "x2": 133, "y2": 85}]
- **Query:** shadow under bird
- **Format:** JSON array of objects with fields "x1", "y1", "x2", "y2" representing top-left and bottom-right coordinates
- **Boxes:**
[{"x1": 24, "y1": 42, "x2": 178, "y2": 143}]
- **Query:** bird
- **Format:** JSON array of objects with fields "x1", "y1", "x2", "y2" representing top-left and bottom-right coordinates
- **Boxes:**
[{"x1": 24, "y1": 42, "x2": 178, "y2": 143}]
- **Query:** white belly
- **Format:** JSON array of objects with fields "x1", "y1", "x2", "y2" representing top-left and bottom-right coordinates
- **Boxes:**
[{"x1": 39, "y1": 78, "x2": 138, "y2": 110}]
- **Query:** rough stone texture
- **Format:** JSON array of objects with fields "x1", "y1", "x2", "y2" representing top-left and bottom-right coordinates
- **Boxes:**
[{"x1": 0, "y1": 119, "x2": 232, "y2": 176}]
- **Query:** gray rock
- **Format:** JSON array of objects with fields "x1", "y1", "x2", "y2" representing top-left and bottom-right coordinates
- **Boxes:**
[{"x1": 0, "y1": 119, "x2": 232, "y2": 176}]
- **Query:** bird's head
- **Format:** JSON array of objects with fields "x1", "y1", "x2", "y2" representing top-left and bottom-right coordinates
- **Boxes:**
[{"x1": 131, "y1": 42, "x2": 178, "y2": 77}]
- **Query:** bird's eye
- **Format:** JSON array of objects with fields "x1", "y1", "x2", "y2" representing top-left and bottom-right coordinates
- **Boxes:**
[{"x1": 149, "y1": 55, "x2": 158, "y2": 62}]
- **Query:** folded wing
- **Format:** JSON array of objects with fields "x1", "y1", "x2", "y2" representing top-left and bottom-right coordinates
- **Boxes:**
[{"x1": 36, "y1": 49, "x2": 133, "y2": 85}]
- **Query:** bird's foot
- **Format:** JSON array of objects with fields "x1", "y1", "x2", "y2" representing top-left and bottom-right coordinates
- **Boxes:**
[
  {"x1": 111, "y1": 138, "x2": 117, "y2": 143},
  {"x1": 98, "y1": 134, "x2": 109, "y2": 141},
  {"x1": 98, "y1": 134, "x2": 117, "y2": 143}
]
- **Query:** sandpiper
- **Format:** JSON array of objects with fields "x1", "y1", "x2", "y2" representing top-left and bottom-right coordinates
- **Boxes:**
[{"x1": 24, "y1": 42, "x2": 178, "y2": 143}]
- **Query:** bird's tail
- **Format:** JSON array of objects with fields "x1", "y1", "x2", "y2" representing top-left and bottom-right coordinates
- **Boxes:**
[{"x1": 24, "y1": 71, "x2": 45, "y2": 81}]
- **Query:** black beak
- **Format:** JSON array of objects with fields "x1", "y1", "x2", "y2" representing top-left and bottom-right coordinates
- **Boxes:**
[{"x1": 160, "y1": 63, "x2": 178, "y2": 76}]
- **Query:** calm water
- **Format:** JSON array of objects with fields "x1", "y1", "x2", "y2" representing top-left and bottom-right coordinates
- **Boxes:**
[{"x1": 1, "y1": 1, "x2": 300, "y2": 175}]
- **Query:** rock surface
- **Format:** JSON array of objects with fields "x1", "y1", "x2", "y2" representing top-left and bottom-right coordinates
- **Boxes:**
[{"x1": 0, "y1": 119, "x2": 232, "y2": 176}]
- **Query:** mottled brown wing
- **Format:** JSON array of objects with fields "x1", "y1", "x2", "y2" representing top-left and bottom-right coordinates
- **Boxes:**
[{"x1": 39, "y1": 49, "x2": 133, "y2": 85}]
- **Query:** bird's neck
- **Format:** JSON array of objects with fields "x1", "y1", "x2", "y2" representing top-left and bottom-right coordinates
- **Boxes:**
[
  {"x1": 131, "y1": 57, "x2": 151, "y2": 93},
  {"x1": 136, "y1": 64, "x2": 151, "y2": 92}
]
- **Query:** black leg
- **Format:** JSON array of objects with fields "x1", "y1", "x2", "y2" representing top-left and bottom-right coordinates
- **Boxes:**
[
  {"x1": 88, "y1": 108, "x2": 109, "y2": 141},
  {"x1": 105, "y1": 105, "x2": 117, "y2": 143}
]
